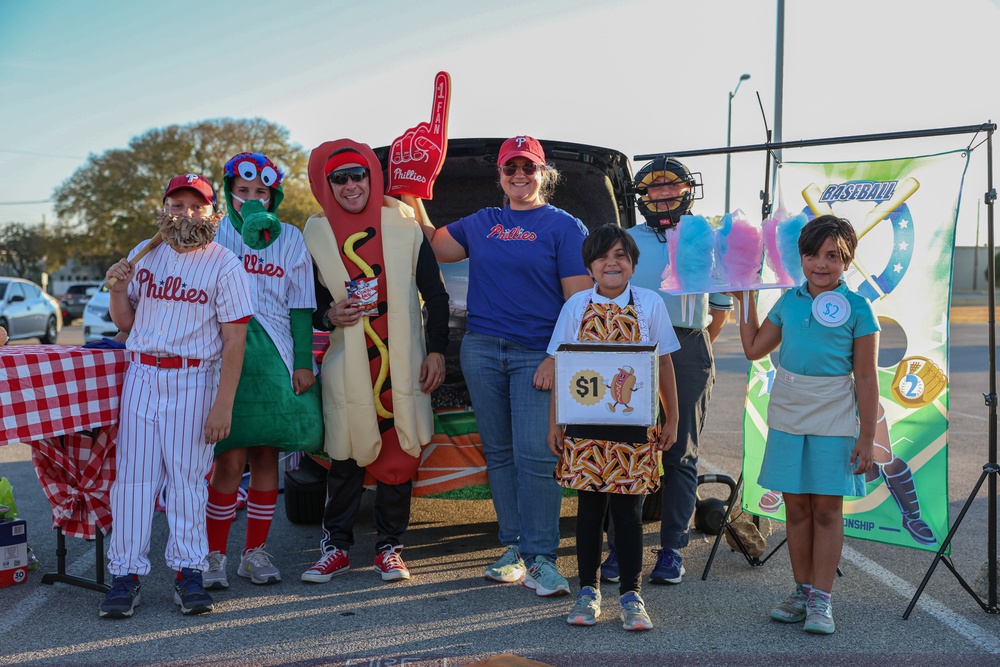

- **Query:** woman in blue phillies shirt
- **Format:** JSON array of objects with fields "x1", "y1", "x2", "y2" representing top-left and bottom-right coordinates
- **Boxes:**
[
  {"x1": 735, "y1": 214, "x2": 878, "y2": 636},
  {"x1": 417, "y1": 136, "x2": 592, "y2": 597}
]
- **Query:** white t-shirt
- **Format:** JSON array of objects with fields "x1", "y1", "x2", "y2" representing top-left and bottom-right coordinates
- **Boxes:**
[{"x1": 546, "y1": 283, "x2": 681, "y2": 356}]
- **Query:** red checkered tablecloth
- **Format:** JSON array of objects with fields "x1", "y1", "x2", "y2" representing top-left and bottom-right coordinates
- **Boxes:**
[
  {"x1": 1, "y1": 345, "x2": 127, "y2": 447},
  {"x1": 31, "y1": 425, "x2": 117, "y2": 539}
]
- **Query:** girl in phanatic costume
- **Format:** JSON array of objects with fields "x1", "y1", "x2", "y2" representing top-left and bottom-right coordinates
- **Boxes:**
[
  {"x1": 203, "y1": 152, "x2": 323, "y2": 590},
  {"x1": 300, "y1": 139, "x2": 448, "y2": 583}
]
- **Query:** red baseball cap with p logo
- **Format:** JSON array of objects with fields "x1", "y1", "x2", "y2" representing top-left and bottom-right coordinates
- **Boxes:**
[
  {"x1": 498, "y1": 135, "x2": 546, "y2": 167},
  {"x1": 163, "y1": 173, "x2": 217, "y2": 206}
]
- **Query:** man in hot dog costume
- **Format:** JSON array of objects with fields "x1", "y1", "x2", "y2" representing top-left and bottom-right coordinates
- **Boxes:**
[{"x1": 300, "y1": 140, "x2": 449, "y2": 583}]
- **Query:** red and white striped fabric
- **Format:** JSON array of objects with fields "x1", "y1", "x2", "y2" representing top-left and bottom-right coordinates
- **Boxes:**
[
  {"x1": 0, "y1": 345, "x2": 127, "y2": 447},
  {"x1": 31, "y1": 425, "x2": 117, "y2": 539}
]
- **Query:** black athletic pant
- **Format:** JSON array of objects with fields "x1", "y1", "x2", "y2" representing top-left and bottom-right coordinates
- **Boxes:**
[
  {"x1": 320, "y1": 458, "x2": 411, "y2": 553},
  {"x1": 576, "y1": 489, "x2": 643, "y2": 595}
]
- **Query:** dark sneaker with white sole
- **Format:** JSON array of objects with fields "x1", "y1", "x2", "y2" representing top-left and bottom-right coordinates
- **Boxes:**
[
  {"x1": 174, "y1": 567, "x2": 214, "y2": 615},
  {"x1": 99, "y1": 574, "x2": 141, "y2": 618}
]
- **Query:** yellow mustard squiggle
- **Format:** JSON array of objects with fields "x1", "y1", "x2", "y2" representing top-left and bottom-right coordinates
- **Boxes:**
[{"x1": 343, "y1": 231, "x2": 393, "y2": 419}]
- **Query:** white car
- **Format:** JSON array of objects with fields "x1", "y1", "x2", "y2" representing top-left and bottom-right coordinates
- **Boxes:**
[
  {"x1": 0, "y1": 277, "x2": 63, "y2": 344},
  {"x1": 82, "y1": 283, "x2": 119, "y2": 343}
]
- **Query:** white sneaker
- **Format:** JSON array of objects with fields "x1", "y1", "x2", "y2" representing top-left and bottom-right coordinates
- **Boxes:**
[
  {"x1": 203, "y1": 551, "x2": 229, "y2": 590},
  {"x1": 238, "y1": 545, "x2": 281, "y2": 585},
  {"x1": 483, "y1": 546, "x2": 526, "y2": 583}
]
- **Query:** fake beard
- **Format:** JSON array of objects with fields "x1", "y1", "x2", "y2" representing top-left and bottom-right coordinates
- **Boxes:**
[{"x1": 156, "y1": 212, "x2": 222, "y2": 248}]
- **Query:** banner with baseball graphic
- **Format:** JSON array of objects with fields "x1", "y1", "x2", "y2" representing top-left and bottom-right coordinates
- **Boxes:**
[{"x1": 741, "y1": 149, "x2": 971, "y2": 553}]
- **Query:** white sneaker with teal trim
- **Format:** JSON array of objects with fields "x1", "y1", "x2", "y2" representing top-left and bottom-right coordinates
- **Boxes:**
[
  {"x1": 803, "y1": 592, "x2": 835, "y2": 634},
  {"x1": 483, "y1": 546, "x2": 526, "y2": 583},
  {"x1": 522, "y1": 555, "x2": 570, "y2": 597}
]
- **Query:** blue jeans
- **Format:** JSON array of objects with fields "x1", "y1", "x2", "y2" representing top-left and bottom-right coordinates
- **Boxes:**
[{"x1": 461, "y1": 330, "x2": 562, "y2": 564}]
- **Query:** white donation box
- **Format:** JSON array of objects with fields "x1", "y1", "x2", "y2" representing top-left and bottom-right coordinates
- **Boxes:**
[{"x1": 554, "y1": 342, "x2": 659, "y2": 426}]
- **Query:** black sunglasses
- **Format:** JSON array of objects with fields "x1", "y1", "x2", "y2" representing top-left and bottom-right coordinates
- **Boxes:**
[
  {"x1": 328, "y1": 166, "x2": 369, "y2": 185},
  {"x1": 499, "y1": 162, "x2": 541, "y2": 177}
]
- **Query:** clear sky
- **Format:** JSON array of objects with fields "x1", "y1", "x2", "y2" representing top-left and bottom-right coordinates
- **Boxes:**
[{"x1": 2, "y1": 0, "x2": 998, "y2": 246}]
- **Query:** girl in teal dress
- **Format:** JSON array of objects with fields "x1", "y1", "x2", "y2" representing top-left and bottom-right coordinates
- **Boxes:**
[{"x1": 735, "y1": 214, "x2": 879, "y2": 635}]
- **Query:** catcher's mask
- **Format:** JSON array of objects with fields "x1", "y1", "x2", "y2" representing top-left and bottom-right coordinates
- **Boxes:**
[{"x1": 633, "y1": 157, "x2": 703, "y2": 230}]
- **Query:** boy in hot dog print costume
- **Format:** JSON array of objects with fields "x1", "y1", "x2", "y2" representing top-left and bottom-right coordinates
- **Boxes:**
[
  {"x1": 548, "y1": 224, "x2": 680, "y2": 630},
  {"x1": 301, "y1": 140, "x2": 449, "y2": 583},
  {"x1": 203, "y1": 152, "x2": 323, "y2": 591}
]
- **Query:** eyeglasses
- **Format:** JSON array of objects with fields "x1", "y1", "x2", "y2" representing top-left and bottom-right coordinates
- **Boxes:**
[
  {"x1": 499, "y1": 162, "x2": 541, "y2": 177},
  {"x1": 328, "y1": 166, "x2": 369, "y2": 185}
]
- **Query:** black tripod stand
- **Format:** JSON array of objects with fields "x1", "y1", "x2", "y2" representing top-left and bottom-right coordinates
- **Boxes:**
[{"x1": 904, "y1": 124, "x2": 998, "y2": 618}]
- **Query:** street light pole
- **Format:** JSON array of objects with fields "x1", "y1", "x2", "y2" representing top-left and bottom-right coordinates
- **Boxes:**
[{"x1": 725, "y1": 73, "x2": 751, "y2": 213}]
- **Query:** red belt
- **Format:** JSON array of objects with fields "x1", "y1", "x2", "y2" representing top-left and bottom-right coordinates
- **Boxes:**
[{"x1": 132, "y1": 353, "x2": 201, "y2": 369}]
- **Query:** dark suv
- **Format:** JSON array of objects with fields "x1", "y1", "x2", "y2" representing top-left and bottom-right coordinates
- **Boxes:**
[
  {"x1": 60, "y1": 283, "x2": 99, "y2": 321},
  {"x1": 284, "y1": 139, "x2": 639, "y2": 523}
]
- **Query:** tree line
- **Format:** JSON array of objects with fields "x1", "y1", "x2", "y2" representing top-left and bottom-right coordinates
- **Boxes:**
[{"x1": 3, "y1": 117, "x2": 316, "y2": 282}]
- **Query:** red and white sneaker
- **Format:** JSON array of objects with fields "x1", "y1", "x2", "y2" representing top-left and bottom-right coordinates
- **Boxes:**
[
  {"x1": 300, "y1": 548, "x2": 350, "y2": 583},
  {"x1": 374, "y1": 545, "x2": 410, "y2": 581}
]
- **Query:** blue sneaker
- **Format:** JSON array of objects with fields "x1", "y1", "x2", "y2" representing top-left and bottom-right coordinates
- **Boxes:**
[
  {"x1": 174, "y1": 567, "x2": 214, "y2": 615},
  {"x1": 99, "y1": 574, "x2": 141, "y2": 618},
  {"x1": 600, "y1": 547, "x2": 620, "y2": 583},
  {"x1": 649, "y1": 548, "x2": 684, "y2": 585}
]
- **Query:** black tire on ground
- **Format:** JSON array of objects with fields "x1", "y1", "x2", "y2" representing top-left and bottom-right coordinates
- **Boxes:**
[
  {"x1": 642, "y1": 486, "x2": 663, "y2": 522},
  {"x1": 283, "y1": 456, "x2": 328, "y2": 525},
  {"x1": 40, "y1": 316, "x2": 58, "y2": 344}
]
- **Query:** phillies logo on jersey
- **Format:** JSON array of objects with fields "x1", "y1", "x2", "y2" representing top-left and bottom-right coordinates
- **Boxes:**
[
  {"x1": 243, "y1": 253, "x2": 285, "y2": 278},
  {"x1": 136, "y1": 268, "x2": 209, "y2": 304},
  {"x1": 486, "y1": 224, "x2": 537, "y2": 242}
]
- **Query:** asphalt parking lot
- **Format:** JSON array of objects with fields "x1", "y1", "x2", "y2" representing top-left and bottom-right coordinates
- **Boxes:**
[{"x1": 1, "y1": 317, "x2": 999, "y2": 666}]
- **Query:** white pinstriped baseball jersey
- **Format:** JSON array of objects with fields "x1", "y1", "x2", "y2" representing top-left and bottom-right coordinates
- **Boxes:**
[
  {"x1": 215, "y1": 217, "x2": 317, "y2": 377},
  {"x1": 124, "y1": 240, "x2": 255, "y2": 359}
]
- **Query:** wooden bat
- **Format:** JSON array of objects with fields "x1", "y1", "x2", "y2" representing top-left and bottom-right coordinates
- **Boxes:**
[{"x1": 107, "y1": 232, "x2": 163, "y2": 287}]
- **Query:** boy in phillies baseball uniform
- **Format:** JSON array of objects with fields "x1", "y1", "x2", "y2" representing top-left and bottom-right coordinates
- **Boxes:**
[
  {"x1": 100, "y1": 174, "x2": 254, "y2": 618},
  {"x1": 203, "y1": 152, "x2": 323, "y2": 590}
]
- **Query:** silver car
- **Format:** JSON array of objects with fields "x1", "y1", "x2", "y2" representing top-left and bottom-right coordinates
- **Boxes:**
[
  {"x1": 82, "y1": 282, "x2": 119, "y2": 343},
  {"x1": 0, "y1": 277, "x2": 63, "y2": 344}
]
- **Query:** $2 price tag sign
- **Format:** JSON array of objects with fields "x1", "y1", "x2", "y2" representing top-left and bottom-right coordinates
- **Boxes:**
[{"x1": 554, "y1": 343, "x2": 658, "y2": 427}]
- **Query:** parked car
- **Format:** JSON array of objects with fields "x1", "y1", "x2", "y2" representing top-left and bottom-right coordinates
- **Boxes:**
[
  {"x1": 0, "y1": 277, "x2": 63, "y2": 344},
  {"x1": 284, "y1": 138, "x2": 642, "y2": 522},
  {"x1": 60, "y1": 283, "x2": 99, "y2": 322},
  {"x1": 82, "y1": 282, "x2": 119, "y2": 343}
]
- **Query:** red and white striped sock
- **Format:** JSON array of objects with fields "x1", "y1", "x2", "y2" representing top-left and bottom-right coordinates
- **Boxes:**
[
  {"x1": 206, "y1": 485, "x2": 239, "y2": 555},
  {"x1": 245, "y1": 488, "x2": 279, "y2": 552}
]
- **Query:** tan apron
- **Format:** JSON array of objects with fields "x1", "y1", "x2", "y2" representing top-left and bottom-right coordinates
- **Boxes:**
[{"x1": 767, "y1": 365, "x2": 858, "y2": 437}]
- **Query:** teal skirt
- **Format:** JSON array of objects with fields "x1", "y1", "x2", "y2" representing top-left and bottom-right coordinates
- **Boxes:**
[
  {"x1": 758, "y1": 429, "x2": 867, "y2": 497},
  {"x1": 215, "y1": 319, "x2": 324, "y2": 454}
]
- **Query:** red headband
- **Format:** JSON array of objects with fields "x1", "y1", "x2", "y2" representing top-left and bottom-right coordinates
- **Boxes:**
[{"x1": 324, "y1": 151, "x2": 369, "y2": 176}]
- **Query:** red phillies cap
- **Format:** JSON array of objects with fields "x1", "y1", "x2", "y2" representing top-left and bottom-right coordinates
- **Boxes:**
[
  {"x1": 163, "y1": 173, "x2": 217, "y2": 206},
  {"x1": 497, "y1": 135, "x2": 546, "y2": 167}
]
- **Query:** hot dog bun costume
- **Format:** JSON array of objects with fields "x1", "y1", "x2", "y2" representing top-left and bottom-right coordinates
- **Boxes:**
[
  {"x1": 214, "y1": 152, "x2": 323, "y2": 454},
  {"x1": 303, "y1": 140, "x2": 434, "y2": 484}
]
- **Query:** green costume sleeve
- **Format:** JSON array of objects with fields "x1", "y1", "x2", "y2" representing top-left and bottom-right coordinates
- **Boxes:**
[{"x1": 290, "y1": 308, "x2": 314, "y2": 370}]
